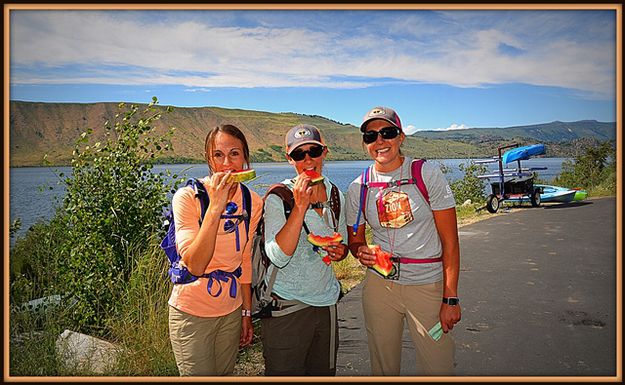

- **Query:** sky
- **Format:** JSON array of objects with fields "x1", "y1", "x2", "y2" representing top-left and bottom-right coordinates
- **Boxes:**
[{"x1": 8, "y1": 7, "x2": 618, "y2": 134}]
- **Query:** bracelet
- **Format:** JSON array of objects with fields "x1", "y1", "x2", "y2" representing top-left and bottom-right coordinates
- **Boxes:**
[{"x1": 242, "y1": 309, "x2": 251, "y2": 317}]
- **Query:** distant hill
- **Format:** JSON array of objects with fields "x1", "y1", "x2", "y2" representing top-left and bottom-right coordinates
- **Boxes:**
[
  {"x1": 411, "y1": 120, "x2": 616, "y2": 142},
  {"x1": 8, "y1": 101, "x2": 616, "y2": 167}
]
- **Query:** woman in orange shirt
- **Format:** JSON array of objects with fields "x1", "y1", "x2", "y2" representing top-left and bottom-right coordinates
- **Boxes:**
[{"x1": 168, "y1": 124, "x2": 263, "y2": 376}]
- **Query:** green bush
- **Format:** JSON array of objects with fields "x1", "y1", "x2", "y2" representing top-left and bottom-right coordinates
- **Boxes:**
[
  {"x1": 450, "y1": 161, "x2": 488, "y2": 205},
  {"x1": 10, "y1": 212, "x2": 70, "y2": 305},
  {"x1": 9, "y1": 218, "x2": 21, "y2": 238},
  {"x1": 55, "y1": 97, "x2": 180, "y2": 333},
  {"x1": 553, "y1": 140, "x2": 616, "y2": 191}
]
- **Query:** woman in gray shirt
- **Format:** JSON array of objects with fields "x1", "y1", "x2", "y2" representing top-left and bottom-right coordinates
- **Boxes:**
[{"x1": 346, "y1": 106, "x2": 462, "y2": 376}]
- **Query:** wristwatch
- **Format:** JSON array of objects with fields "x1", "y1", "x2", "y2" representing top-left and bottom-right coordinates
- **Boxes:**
[
  {"x1": 242, "y1": 309, "x2": 252, "y2": 317},
  {"x1": 442, "y1": 297, "x2": 460, "y2": 306}
]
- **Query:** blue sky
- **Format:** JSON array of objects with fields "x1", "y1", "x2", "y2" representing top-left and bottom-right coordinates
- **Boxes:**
[{"x1": 9, "y1": 8, "x2": 617, "y2": 133}]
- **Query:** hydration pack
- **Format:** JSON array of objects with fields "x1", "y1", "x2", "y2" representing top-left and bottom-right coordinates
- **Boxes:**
[
  {"x1": 352, "y1": 158, "x2": 430, "y2": 235},
  {"x1": 160, "y1": 178, "x2": 251, "y2": 297},
  {"x1": 251, "y1": 182, "x2": 341, "y2": 318}
]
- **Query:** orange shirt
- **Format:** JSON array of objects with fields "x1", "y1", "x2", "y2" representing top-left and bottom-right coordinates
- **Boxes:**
[{"x1": 168, "y1": 178, "x2": 262, "y2": 317}]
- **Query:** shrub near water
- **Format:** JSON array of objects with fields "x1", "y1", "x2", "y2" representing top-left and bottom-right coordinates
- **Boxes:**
[
  {"x1": 449, "y1": 161, "x2": 488, "y2": 205},
  {"x1": 10, "y1": 212, "x2": 69, "y2": 306},
  {"x1": 553, "y1": 140, "x2": 616, "y2": 195},
  {"x1": 54, "y1": 97, "x2": 180, "y2": 333}
]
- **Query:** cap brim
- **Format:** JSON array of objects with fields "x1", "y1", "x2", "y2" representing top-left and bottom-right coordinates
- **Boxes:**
[
  {"x1": 360, "y1": 117, "x2": 400, "y2": 132},
  {"x1": 287, "y1": 140, "x2": 324, "y2": 154}
]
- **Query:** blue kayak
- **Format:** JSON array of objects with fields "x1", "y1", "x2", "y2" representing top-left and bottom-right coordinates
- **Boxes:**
[{"x1": 501, "y1": 144, "x2": 546, "y2": 164}]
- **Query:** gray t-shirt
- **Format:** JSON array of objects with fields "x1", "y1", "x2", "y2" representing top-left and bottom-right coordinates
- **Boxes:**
[{"x1": 345, "y1": 156, "x2": 456, "y2": 285}]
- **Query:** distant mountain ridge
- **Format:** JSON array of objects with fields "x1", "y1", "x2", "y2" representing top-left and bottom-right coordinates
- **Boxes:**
[
  {"x1": 8, "y1": 101, "x2": 616, "y2": 167},
  {"x1": 411, "y1": 120, "x2": 615, "y2": 142}
]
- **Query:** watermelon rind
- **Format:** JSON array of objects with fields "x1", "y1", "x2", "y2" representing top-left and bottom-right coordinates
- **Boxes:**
[
  {"x1": 370, "y1": 245, "x2": 394, "y2": 277},
  {"x1": 229, "y1": 169, "x2": 256, "y2": 183}
]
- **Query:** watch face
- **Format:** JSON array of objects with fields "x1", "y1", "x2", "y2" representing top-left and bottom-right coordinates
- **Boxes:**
[{"x1": 444, "y1": 297, "x2": 460, "y2": 305}]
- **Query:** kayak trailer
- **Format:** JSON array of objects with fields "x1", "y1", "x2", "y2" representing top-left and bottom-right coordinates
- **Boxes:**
[{"x1": 476, "y1": 143, "x2": 547, "y2": 213}]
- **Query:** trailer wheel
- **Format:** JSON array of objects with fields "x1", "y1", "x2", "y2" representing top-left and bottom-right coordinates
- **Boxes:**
[
  {"x1": 530, "y1": 188, "x2": 541, "y2": 207},
  {"x1": 486, "y1": 194, "x2": 500, "y2": 213}
]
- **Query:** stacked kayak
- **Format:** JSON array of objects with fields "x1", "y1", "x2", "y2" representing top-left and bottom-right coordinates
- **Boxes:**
[
  {"x1": 476, "y1": 143, "x2": 548, "y2": 213},
  {"x1": 506, "y1": 184, "x2": 587, "y2": 204},
  {"x1": 501, "y1": 144, "x2": 546, "y2": 164}
]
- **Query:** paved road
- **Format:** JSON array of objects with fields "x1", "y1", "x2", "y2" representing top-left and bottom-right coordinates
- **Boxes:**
[{"x1": 336, "y1": 197, "x2": 618, "y2": 377}]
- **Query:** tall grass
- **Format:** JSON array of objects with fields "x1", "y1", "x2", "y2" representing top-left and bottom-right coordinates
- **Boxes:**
[
  {"x1": 105, "y1": 235, "x2": 178, "y2": 376},
  {"x1": 9, "y1": 307, "x2": 66, "y2": 376}
]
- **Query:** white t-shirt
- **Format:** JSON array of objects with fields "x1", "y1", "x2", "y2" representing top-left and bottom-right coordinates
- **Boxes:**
[{"x1": 345, "y1": 156, "x2": 456, "y2": 285}]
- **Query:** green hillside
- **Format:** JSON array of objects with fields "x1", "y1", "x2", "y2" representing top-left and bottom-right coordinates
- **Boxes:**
[{"x1": 8, "y1": 101, "x2": 615, "y2": 167}]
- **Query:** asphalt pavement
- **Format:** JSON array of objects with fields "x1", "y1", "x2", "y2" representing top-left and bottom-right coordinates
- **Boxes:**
[{"x1": 336, "y1": 197, "x2": 618, "y2": 378}]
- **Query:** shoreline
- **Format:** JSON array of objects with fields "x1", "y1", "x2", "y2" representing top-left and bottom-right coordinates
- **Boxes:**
[{"x1": 8, "y1": 155, "x2": 571, "y2": 169}]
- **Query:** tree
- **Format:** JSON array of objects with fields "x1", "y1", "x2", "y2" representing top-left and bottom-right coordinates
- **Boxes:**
[
  {"x1": 554, "y1": 140, "x2": 616, "y2": 190},
  {"x1": 58, "y1": 97, "x2": 179, "y2": 332},
  {"x1": 449, "y1": 161, "x2": 488, "y2": 205}
]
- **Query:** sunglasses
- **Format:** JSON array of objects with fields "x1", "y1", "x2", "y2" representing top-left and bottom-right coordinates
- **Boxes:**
[
  {"x1": 362, "y1": 127, "x2": 401, "y2": 144},
  {"x1": 289, "y1": 145, "x2": 325, "y2": 161}
]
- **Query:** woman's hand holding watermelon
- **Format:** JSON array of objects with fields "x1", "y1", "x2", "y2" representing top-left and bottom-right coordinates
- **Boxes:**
[
  {"x1": 354, "y1": 244, "x2": 377, "y2": 267},
  {"x1": 291, "y1": 171, "x2": 313, "y2": 212},
  {"x1": 323, "y1": 242, "x2": 348, "y2": 262},
  {"x1": 204, "y1": 171, "x2": 235, "y2": 216}
]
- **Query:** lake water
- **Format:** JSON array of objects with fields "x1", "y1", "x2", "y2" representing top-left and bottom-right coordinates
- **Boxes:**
[{"x1": 9, "y1": 158, "x2": 569, "y2": 243}]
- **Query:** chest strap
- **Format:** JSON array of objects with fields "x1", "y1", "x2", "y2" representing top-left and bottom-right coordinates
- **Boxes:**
[
  {"x1": 205, "y1": 267, "x2": 242, "y2": 298},
  {"x1": 394, "y1": 257, "x2": 443, "y2": 264}
]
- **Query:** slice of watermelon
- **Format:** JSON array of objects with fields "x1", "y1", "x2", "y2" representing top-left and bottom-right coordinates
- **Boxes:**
[
  {"x1": 229, "y1": 169, "x2": 256, "y2": 183},
  {"x1": 370, "y1": 245, "x2": 395, "y2": 277},
  {"x1": 307, "y1": 232, "x2": 343, "y2": 247},
  {"x1": 307, "y1": 232, "x2": 342, "y2": 265},
  {"x1": 300, "y1": 170, "x2": 324, "y2": 186}
]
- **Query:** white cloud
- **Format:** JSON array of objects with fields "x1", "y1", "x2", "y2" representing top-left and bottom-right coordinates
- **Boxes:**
[
  {"x1": 445, "y1": 123, "x2": 469, "y2": 131},
  {"x1": 408, "y1": 123, "x2": 470, "y2": 132},
  {"x1": 9, "y1": 10, "x2": 615, "y2": 98},
  {"x1": 185, "y1": 88, "x2": 212, "y2": 93},
  {"x1": 404, "y1": 125, "x2": 418, "y2": 135}
]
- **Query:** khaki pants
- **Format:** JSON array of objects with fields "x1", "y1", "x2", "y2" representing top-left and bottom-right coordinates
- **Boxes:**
[
  {"x1": 168, "y1": 305, "x2": 241, "y2": 376},
  {"x1": 362, "y1": 271, "x2": 455, "y2": 375}
]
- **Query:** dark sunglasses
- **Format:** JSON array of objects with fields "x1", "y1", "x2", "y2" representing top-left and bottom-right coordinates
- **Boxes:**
[
  {"x1": 289, "y1": 145, "x2": 325, "y2": 161},
  {"x1": 362, "y1": 127, "x2": 401, "y2": 144}
]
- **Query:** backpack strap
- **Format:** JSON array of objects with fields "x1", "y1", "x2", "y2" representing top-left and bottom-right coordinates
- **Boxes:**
[
  {"x1": 260, "y1": 183, "x2": 311, "y2": 315},
  {"x1": 352, "y1": 166, "x2": 371, "y2": 235},
  {"x1": 411, "y1": 159, "x2": 430, "y2": 205},
  {"x1": 328, "y1": 182, "x2": 341, "y2": 232},
  {"x1": 189, "y1": 178, "x2": 210, "y2": 226},
  {"x1": 190, "y1": 178, "x2": 252, "y2": 259},
  {"x1": 240, "y1": 183, "x2": 252, "y2": 235},
  {"x1": 351, "y1": 160, "x2": 431, "y2": 235},
  {"x1": 266, "y1": 183, "x2": 311, "y2": 234},
  {"x1": 206, "y1": 266, "x2": 243, "y2": 298}
]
